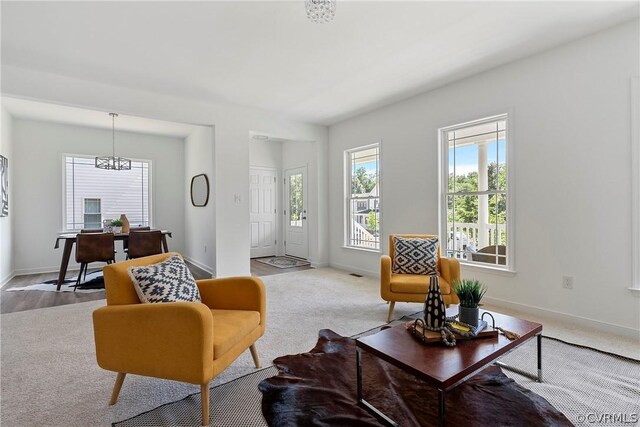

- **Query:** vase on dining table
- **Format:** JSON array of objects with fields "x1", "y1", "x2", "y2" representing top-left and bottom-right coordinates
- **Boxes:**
[{"x1": 120, "y1": 214, "x2": 130, "y2": 233}]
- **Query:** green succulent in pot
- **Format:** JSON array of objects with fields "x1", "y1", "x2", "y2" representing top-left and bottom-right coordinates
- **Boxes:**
[
  {"x1": 453, "y1": 279, "x2": 487, "y2": 327},
  {"x1": 454, "y1": 279, "x2": 487, "y2": 308},
  {"x1": 110, "y1": 219, "x2": 123, "y2": 227}
]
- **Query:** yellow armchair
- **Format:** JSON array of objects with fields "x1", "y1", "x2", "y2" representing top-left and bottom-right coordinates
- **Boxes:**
[
  {"x1": 381, "y1": 234, "x2": 460, "y2": 322},
  {"x1": 93, "y1": 252, "x2": 266, "y2": 426}
]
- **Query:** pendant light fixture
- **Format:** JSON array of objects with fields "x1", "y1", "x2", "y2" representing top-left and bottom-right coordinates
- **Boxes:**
[{"x1": 95, "y1": 113, "x2": 131, "y2": 170}]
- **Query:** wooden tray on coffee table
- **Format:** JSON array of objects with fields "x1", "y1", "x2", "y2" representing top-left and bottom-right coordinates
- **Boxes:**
[{"x1": 406, "y1": 320, "x2": 499, "y2": 343}]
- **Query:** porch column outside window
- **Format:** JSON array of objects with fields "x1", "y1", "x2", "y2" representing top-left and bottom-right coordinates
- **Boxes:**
[{"x1": 478, "y1": 143, "x2": 489, "y2": 248}]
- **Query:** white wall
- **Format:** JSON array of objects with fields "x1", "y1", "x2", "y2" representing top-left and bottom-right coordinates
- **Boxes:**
[
  {"x1": 11, "y1": 118, "x2": 185, "y2": 274},
  {"x1": 250, "y1": 139, "x2": 283, "y2": 255},
  {"x1": 184, "y1": 125, "x2": 215, "y2": 274},
  {"x1": 0, "y1": 107, "x2": 14, "y2": 285},
  {"x1": 329, "y1": 20, "x2": 640, "y2": 333},
  {"x1": 1, "y1": 66, "x2": 329, "y2": 276}
]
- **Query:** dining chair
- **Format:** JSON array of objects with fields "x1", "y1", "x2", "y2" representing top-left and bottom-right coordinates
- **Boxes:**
[
  {"x1": 122, "y1": 226, "x2": 150, "y2": 254},
  {"x1": 126, "y1": 230, "x2": 163, "y2": 259},
  {"x1": 74, "y1": 232, "x2": 115, "y2": 291}
]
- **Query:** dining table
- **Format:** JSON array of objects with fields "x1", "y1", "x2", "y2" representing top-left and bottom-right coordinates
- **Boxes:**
[{"x1": 53, "y1": 230, "x2": 173, "y2": 291}]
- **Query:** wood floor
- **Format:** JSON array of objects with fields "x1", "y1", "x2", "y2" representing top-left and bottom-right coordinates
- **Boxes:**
[{"x1": 1, "y1": 258, "x2": 313, "y2": 314}]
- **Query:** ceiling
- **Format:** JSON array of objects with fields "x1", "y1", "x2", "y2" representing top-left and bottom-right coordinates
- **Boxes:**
[
  {"x1": 2, "y1": 1, "x2": 638, "y2": 126},
  {"x1": 2, "y1": 97, "x2": 198, "y2": 138}
]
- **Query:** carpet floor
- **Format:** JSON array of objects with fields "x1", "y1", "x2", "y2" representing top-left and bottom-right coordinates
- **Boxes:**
[
  {"x1": 0, "y1": 268, "x2": 389, "y2": 426},
  {"x1": 1, "y1": 267, "x2": 638, "y2": 426},
  {"x1": 113, "y1": 324, "x2": 640, "y2": 427}
]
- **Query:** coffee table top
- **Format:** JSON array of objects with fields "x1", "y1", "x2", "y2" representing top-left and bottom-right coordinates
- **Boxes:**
[{"x1": 356, "y1": 309, "x2": 542, "y2": 390}]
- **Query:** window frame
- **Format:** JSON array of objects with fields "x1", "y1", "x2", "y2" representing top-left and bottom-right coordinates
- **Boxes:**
[
  {"x1": 61, "y1": 153, "x2": 153, "y2": 232},
  {"x1": 344, "y1": 142, "x2": 382, "y2": 252},
  {"x1": 438, "y1": 113, "x2": 515, "y2": 273},
  {"x1": 631, "y1": 77, "x2": 640, "y2": 292},
  {"x1": 82, "y1": 197, "x2": 102, "y2": 230}
]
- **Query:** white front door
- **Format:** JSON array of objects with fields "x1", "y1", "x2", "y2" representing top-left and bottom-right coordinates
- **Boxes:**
[
  {"x1": 284, "y1": 166, "x2": 308, "y2": 260},
  {"x1": 249, "y1": 167, "x2": 277, "y2": 258}
]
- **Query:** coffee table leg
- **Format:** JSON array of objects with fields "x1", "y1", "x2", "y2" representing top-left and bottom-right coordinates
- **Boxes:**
[
  {"x1": 356, "y1": 347, "x2": 362, "y2": 401},
  {"x1": 356, "y1": 346, "x2": 398, "y2": 426},
  {"x1": 494, "y1": 333, "x2": 543, "y2": 382},
  {"x1": 438, "y1": 388, "x2": 445, "y2": 427},
  {"x1": 537, "y1": 333, "x2": 542, "y2": 382}
]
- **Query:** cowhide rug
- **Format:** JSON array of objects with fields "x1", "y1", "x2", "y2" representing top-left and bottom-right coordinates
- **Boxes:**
[{"x1": 259, "y1": 329, "x2": 572, "y2": 426}]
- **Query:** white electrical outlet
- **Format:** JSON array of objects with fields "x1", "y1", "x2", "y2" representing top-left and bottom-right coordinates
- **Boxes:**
[{"x1": 562, "y1": 276, "x2": 574, "y2": 289}]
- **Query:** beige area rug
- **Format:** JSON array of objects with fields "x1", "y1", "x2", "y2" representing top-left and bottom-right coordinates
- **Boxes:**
[{"x1": 0, "y1": 268, "x2": 391, "y2": 427}]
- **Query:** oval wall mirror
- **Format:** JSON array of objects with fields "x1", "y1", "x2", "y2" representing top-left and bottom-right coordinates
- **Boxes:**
[{"x1": 190, "y1": 174, "x2": 210, "y2": 207}]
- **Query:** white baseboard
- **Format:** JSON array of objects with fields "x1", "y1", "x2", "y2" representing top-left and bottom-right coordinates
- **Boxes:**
[
  {"x1": 183, "y1": 256, "x2": 215, "y2": 278},
  {"x1": 310, "y1": 260, "x2": 329, "y2": 268},
  {"x1": 483, "y1": 296, "x2": 640, "y2": 339},
  {"x1": 329, "y1": 262, "x2": 378, "y2": 278},
  {"x1": 0, "y1": 272, "x2": 16, "y2": 289},
  {"x1": 13, "y1": 265, "x2": 79, "y2": 276}
]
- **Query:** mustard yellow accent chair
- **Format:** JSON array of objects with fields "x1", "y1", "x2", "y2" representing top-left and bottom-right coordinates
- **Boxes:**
[
  {"x1": 92, "y1": 253, "x2": 266, "y2": 426},
  {"x1": 381, "y1": 234, "x2": 461, "y2": 322}
]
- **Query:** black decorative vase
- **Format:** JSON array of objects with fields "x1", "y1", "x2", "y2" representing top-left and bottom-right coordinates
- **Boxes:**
[
  {"x1": 458, "y1": 306, "x2": 479, "y2": 327},
  {"x1": 424, "y1": 276, "x2": 446, "y2": 329}
]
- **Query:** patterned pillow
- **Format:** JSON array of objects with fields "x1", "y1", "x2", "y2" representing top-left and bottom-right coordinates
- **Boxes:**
[
  {"x1": 392, "y1": 236, "x2": 439, "y2": 275},
  {"x1": 128, "y1": 255, "x2": 201, "y2": 303}
]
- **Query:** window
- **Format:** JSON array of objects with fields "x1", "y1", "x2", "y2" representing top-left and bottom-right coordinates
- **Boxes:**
[
  {"x1": 345, "y1": 143, "x2": 380, "y2": 250},
  {"x1": 289, "y1": 173, "x2": 303, "y2": 227},
  {"x1": 64, "y1": 155, "x2": 150, "y2": 231},
  {"x1": 83, "y1": 198, "x2": 102, "y2": 229},
  {"x1": 440, "y1": 115, "x2": 511, "y2": 269}
]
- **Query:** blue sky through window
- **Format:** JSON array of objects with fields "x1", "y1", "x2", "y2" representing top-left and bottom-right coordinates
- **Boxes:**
[{"x1": 449, "y1": 140, "x2": 506, "y2": 175}]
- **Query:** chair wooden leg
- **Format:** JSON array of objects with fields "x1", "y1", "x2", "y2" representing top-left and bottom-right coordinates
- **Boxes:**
[
  {"x1": 74, "y1": 263, "x2": 86, "y2": 291},
  {"x1": 109, "y1": 373, "x2": 126, "y2": 405},
  {"x1": 386, "y1": 301, "x2": 396, "y2": 323},
  {"x1": 249, "y1": 343, "x2": 261, "y2": 368},
  {"x1": 201, "y1": 383, "x2": 210, "y2": 426}
]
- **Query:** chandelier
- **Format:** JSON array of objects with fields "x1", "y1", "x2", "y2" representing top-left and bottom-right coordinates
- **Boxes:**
[
  {"x1": 305, "y1": 0, "x2": 336, "y2": 24},
  {"x1": 95, "y1": 113, "x2": 131, "y2": 170}
]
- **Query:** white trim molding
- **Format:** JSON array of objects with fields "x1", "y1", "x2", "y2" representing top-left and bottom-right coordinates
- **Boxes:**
[
  {"x1": 631, "y1": 77, "x2": 639, "y2": 292},
  {"x1": 0, "y1": 272, "x2": 16, "y2": 289},
  {"x1": 483, "y1": 296, "x2": 640, "y2": 339},
  {"x1": 182, "y1": 256, "x2": 215, "y2": 278}
]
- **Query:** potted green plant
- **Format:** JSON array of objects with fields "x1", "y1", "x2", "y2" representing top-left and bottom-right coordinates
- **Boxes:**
[
  {"x1": 453, "y1": 279, "x2": 487, "y2": 327},
  {"x1": 110, "y1": 219, "x2": 124, "y2": 234}
]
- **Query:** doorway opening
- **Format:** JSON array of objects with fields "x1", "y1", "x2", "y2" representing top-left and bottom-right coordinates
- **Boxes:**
[{"x1": 249, "y1": 133, "x2": 316, "y2": 274}]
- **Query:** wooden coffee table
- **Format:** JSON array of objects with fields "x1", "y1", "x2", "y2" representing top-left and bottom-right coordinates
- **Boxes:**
[{"x1": 355, "y1": 309, "x2": 542, "y2": 427}]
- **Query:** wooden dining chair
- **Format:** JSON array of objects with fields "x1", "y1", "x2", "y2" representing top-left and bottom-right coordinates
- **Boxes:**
[
  {"x1": 74, "y1": 232, "x2": 115, "y2": 291},
  {"x1": 126, "y1": 230, "x2": 163, "y2": 259}
]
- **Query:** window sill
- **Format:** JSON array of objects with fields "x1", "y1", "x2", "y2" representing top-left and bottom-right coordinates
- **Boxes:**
[
  {"x1": 342, "y1": 245, "x2": 381, "y2": 254},
  {"x1": 459, "y1": 262, "x2": 517, "y2": 277},
  {"x1": 628, "y1": 287, "x2": 640, "y2": 295}
]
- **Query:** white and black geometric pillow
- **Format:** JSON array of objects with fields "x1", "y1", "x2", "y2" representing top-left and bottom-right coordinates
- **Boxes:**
[
  {"x1": 392, "y1": 236, "x2": 439, "y2": 275},
  {"x1": 128, "y1": 255, "x2": 201, "y2": 304}
]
